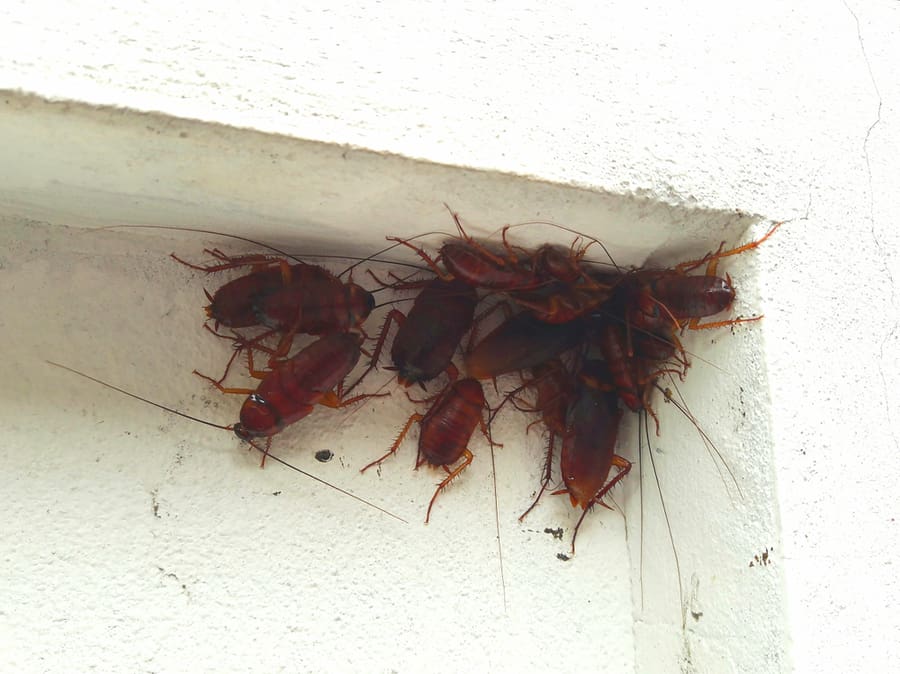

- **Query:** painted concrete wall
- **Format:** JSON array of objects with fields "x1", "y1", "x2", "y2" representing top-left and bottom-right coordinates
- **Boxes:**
[{"x1": 1, "y1": 1, "x2": 898, "y2": 672}]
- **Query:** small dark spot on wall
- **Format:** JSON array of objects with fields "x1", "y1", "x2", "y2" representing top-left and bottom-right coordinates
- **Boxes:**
[
  {"x1": 544, "y1": 527, "x2": 564, "y2": 540},
  {"x1": 315, "y1": 449, "x2": 334, "y2": 463},
  {"x1": 749, "y1": 546, "x2": 774, "y2": 567}
]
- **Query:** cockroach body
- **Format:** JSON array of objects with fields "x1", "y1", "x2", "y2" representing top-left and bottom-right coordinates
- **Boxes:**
[
  {"x1": 206, "y1": 262, "x2": 302, "y2": 328},
  {"x1": 439, "y1": 240, "x2": 540, "y2": 290},
  {"x1": 561, "y1": 362, "x2": 629, "y2": 510},
  {"x1": 561, "y1": 361, "x2": 630, "y2": 550},
  {"x1": 362, "y1": 378, "x2": 493, "y2": 522},
  {"x1": 388, "y1": 279, "x2": 477, "y2": 387},
  {"x1": 343, "y1": 277, "x2": 477, "y2": 393},
  {"x1": 643, "y1": 273, "x2": 736, "y2": 321},
  {"x1": 232, "y1": 332, "x2": 367, "y2": 441},
  {"x1": 253, "y1": 272, "x2": 374, "y2": 336},
  {"x1": 175, "y1": 250, "x2": 375, "y2": 338},
  {"x1": 465, "y1": 312, "x2": 585, "y2": 381},
  {"x1": 591, "y1": 320, "x2": 645, "y2": 413}
]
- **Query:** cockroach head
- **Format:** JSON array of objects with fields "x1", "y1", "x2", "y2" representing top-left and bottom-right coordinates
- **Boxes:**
[{"x1": 233, "y1": 423, "x2": 252, "y2": 442}]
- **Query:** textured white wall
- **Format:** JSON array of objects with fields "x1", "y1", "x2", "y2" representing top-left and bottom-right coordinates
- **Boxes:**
[{"x1": 1, "y1": 1, "x2": 898, "y2": 673}]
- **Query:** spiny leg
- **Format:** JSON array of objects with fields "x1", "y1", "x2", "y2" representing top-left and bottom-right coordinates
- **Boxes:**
[
  {"x1": 344, "y1": 309, "x2": 406, "y2": 395},
  {"x1": 194, "y1": 337, "x2": 272, "y2": 394},
  {"x1": 317, "y1": 389, "x2": 391, "y2": 410},
  {"x1": 519, "y1": 432, "x2": 558, "y2": 521},
  {"x1": 386, "y1": 237, "x2": 454, "y2": 281},
  {"x1": 424, "y1": 449, "x2": 474, "y2": 523},
  {"x1": 676, "y1": 221, "x2": 782, "y2": 275},
  {"x1": 361, "y1": 412, "x2": 423, "y2": 473},
  {"x1": 199, "y1": 325, "x2": 281, "y2": 383}
]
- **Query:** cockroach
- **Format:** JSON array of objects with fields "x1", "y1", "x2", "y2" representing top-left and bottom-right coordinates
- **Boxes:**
[
  {"x1": 388, "y1": 242, "x2": 613, "y2": 326},
  {"x1": 616, "y1": 221, "x2": 782, "y2": 336},
  {"x1": 192, "y1": 254, "x2": 302, "y2": 329},
  {"x1": 355, "y1": 278, "x2": 478, "y2": 390},
  {"x1": 503, "y1": 358, "x2": 630, "y2": 550},
  {"x1": 437, "y1": 240, "x2": 539, "y2": 290},
  {"x1": 360, "y1": 378, "x2": 494, "y2": 522},
  {"x1": 386, "y1": 210, "x2": 541, "y2": 291},
  {"x1": 211, "y1": 332, "x2": 374, "y2": 444},
  {"x1": 590, "y1": 318, "x2": 691, "y2": 438},
  {"x1": 105, "y1": 227, "x2": 446, "y2": 373},
  {"x1": 388, "y1": 206, "x2": 619, "y2": 294},
  {"x1": 464, "y1": 311, "x2": 585, "y2": 381},
  {"x1": 395, "y1": 235, "x2": 608, "y2": 298},
  {"x1": 173, "y1": 249, "x2": 375, "y2": 349},
  {"x1": 45, "y1": 358, "x2": 405, "y2": 523},
  {"x1": 558, "y1": 361, "x2": 630, "y2": 552},
  {"x1": 590, "y1": 320, "x2": 649, "y2": 414}
]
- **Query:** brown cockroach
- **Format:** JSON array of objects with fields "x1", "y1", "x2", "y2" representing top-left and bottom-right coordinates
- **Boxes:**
[
  {"x1": 560, "y1": 361, "x2": 630, "y2": 551},
  {"x1": 172, "y1": 249, "x2": 375, "y2": 358},
  {"x1": 352, "y1": 277, "x2": 478, "y2": 391},
  {"x1": 360, "y1": 378, "x2": 495, "y2": 523},
  {"x1": 464, "y1": 311, "x2": 585, "y2": 381},
  {"x1": 387, "y1": 206, "x2": 619, "y2": 296}
]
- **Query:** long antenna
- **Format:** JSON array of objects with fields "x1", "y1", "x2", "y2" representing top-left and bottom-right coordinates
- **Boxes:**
[
  {"x1": 485, "y1": 410, "x2": 508, "y2": 613},
  {"x1": 91, "y1": 224, "x2": 313, "y2": 266},
  {"x1": 45, "y1": 360, "x2": 407, "y2": 523},
  {"x1": 91, "y1": 224, "x2": 430, "y2": 275},
  {"x1": 337, "y1": 230, "x2": 454, "y2": 279},
  {"x1": 641, "y1": 409, "x2": 685, "y2": 630}
]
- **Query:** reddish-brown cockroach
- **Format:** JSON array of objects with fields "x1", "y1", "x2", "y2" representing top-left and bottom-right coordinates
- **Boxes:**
[
  {"x1": 561, "y1": 362, "x2": 630, "y2": 550},
  {"x1": 506, "y1": 359, "x2": 630, "y2": 550},
  {"x1": 591, "y1": 320, "x2": 650, "y2": 414},
  {"x1": 590, "y1": 317, "x2": 695, "y2": 438},
  {"x1": 387, "y1": 212, "x2": 540, "y2": 291},
  {"x1": 101, "y1": 226, "x2": 436, "y2": 366},
  {"x1": 356, "y1": 277, "x2": 478, "y2": 390},
  {"x1": 173, "y1": 249, "x2": 375, "y2": 347},
  {"x1": 360, "y1": 378, "x2": 494, "y2": 522},
  {"x1": 211, "y1": 332, "x2": 374, "y2": 444},
  {"x1": 45, "y1": 358, "x2": 405, "y2": 523},
  {"x1": 464, "y1": 311, "x2": 585, "y2": 381},
  {"x1": 617, "y1": 221, "x2": 782, "y2": 337},
  {"x1": 388, "y1": 206, "x2": 619, "y2": 295}
]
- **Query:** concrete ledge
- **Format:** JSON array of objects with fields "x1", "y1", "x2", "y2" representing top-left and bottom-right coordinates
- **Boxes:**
[{"x1": 1, "y1": 91, "x2": 784, "y2": 673}]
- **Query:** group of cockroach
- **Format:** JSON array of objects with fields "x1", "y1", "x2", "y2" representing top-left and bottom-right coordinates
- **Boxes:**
[{"x1": 52, "y1": 214, "x2": 780, "y2": 549}]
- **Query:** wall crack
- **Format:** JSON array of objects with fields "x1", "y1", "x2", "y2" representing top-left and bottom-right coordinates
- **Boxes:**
[{"x1": 843, "y1": 0, "x2": 898, "y2": 457}]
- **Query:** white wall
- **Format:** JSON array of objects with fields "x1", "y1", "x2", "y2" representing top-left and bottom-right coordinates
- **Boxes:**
[{"x1": 2, "y1": 1, "x2": 898, "y2": 672}]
